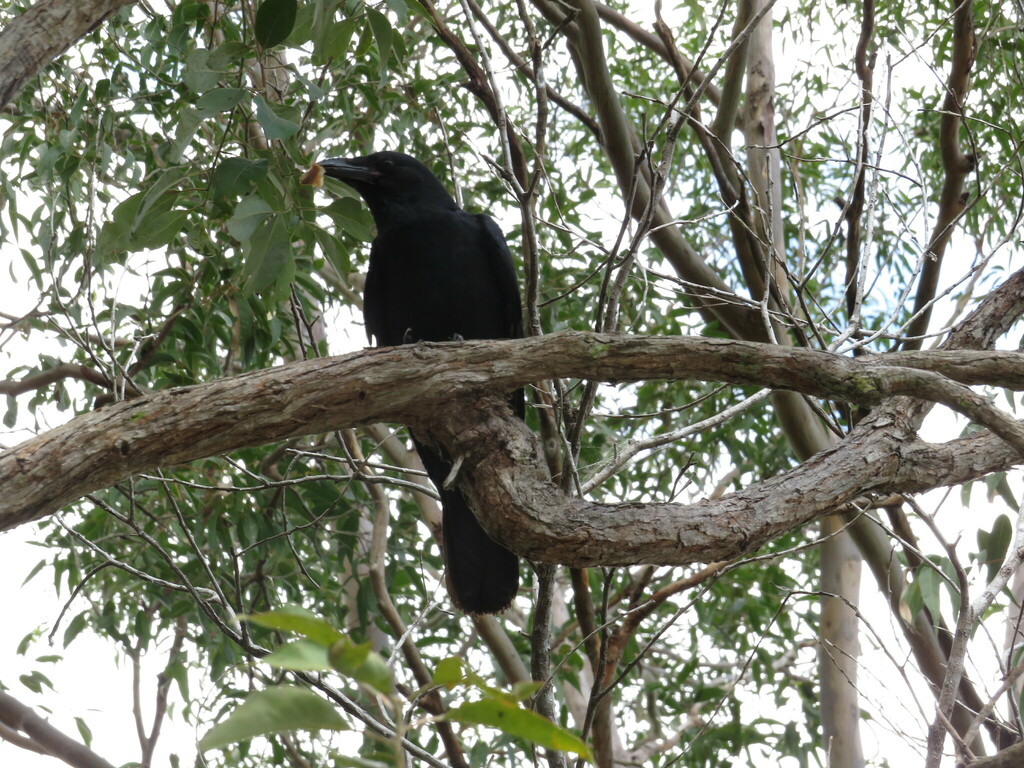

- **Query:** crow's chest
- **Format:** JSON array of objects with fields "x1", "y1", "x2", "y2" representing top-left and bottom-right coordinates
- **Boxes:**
[{"x1": 364, "y1": 221, "x2": 507, "y2": 345}]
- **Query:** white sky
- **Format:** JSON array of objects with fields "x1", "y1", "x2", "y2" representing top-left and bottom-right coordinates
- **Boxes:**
[{"x1": 0, "y1": 524, "x2": 202, "y2": 767}]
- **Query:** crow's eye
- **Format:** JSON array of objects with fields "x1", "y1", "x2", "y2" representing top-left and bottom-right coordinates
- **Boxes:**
[{"x1": 380, "y1": 159, "x2": 395, "y2": 171}]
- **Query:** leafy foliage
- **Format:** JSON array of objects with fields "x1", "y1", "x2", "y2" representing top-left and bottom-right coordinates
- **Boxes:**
[{"x1": 1, "y1": 0, "x2": 1022, "y2": 766}]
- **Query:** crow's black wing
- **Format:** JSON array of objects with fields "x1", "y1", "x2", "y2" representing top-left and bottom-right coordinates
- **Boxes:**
[
  {"x1": 362, "y1": 241, "x2": 386, "y2": 346},
  {"x1": 477, "y1": 213, "x2": 525, "y2": 420},
  {"x1": 478, "y1": 214, "x2": 523, "y2": 341}
]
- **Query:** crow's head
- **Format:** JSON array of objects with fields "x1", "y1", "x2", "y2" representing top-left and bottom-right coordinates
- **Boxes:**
[{"x1": 318, "y1": 151, "x2": 457, "y2": 224}]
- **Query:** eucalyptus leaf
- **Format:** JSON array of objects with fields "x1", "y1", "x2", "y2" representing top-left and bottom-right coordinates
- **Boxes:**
[
  {"x1": 241, "y1": 214, "x2": 294, "y2": 294},
  {"x1": 245, "y1": 606, "x2": 344, "y2": 647},
  {"x1": 199, "y1": 686, "x2": 347, "y2": 750},
  {"x1": 183, "y1": 48, "x2": 220, "y2": 93},
  {"x1": 255, "y1": 0, "x2": 298, "y2": 49},
  {"x1": 195, "y1": 88, "x2": 247, "y2": 118},
  {"x1": 227, "y1": 195, "x2": 274, "y2": 241},
  {"x1": 210, "y1": 158, "x2": 269, "y2": 203},
  {"x1": 447, "y1": 699, "x2": 593, "y2": 760},
  {"x1": 253, "y1": 95, "x2": 300, "y2": 141}
]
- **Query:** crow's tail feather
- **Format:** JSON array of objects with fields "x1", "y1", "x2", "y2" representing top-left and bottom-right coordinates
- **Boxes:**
[{"x1": 414, "y1": 438, "x2": 519, "y2": 614}]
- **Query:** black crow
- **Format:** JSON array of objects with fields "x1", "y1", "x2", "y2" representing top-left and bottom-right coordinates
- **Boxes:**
[{"x1": 317, "y1": 151, "x2": 522, "y2": 614}]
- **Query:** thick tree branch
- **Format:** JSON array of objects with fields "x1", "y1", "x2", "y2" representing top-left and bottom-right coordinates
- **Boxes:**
[
  {"x1": 426, "y1": 397, "x2": 1021, "y2": 566},
  {"x1": 742, "y1": 0, "x2": 788, "y2": 297},
  {"x1": 963, "y1": 741, "x2": 1024, "y2": 768},
  {"x1": 0, "y1": 0, "x2": 137, "y2": 109},
  {"x1": 0, "y1": 690, "x2": 117, "y2": 768},
  {"x1": 3, "y1": 331, "x2": 1023, "y2": 554},
  {"x1": 819, "y1": 517, "x2": 864, "y2": 767}
]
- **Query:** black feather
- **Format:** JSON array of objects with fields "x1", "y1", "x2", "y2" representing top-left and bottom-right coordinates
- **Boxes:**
[{"x1": 320, "y1": 151, "x2": 523, "y2": 613}]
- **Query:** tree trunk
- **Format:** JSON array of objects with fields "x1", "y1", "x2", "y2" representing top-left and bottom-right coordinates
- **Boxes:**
[{"x1": 820, "y1": 517, "x2": 865, "y2": 768}]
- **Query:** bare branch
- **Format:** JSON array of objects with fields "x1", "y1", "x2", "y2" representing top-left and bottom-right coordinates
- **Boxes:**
[
  {"x1": 0, "y1": 363, "x2": 112, "y2": 396},
  {"x1": 843, "y1": 0, "x2": 876, "y2": 323},
  {"x1": 594, "y1": 2, "x2": 721, "y2": 105},
  {"x1": 342, "y1": 431, "x2": 469, "y2": 768},
  {"x1": 462, "y1": 0, "x2": 602, "y2": 140},
  {"x1": 531, "y1": 563, "x2": 568, "y2": 768},
  {"x1": 0, "y1": 690, "x2": 117, "y2": 768},
  {"x1": 140, "y1": 617, "x2": 186, "y2": 767},
  {"x1": 417, "y1": 0, "x2": 528, "y2": 185},
  {"x1": 904, "y1": 0, "x2": 978, "y2": 349}
]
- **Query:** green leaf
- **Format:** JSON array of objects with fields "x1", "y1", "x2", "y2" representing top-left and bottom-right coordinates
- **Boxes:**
[
  {"x1": 253, "y1": 95, "x2": 300, "y2": 141},
  {"x1": 227, "y1": 195, "x2": 273, "y2": 241},
  {"x1": 3, "y1": 394, "x2": 16, "y2": 428},
  {"x1": 210, "y1": 158, "x2": 269, "y2": 203},
  {"x1": 183, "y1": 48, "x2": 220, "y2": 93},
  {"x1": 131, "y1": 209, "x2": 189, "y2": 250},
  {"x1": 195, "y1": 88, "x2": 247, "y2": 118},
  {"x1": 960, "y1": 480, "x2": 974, "y2": 510},
  {"x1": 367, "y1": 8, "x2": 392, "y2": 77},
  {"x1": 74, "y1": 717, "x2": 92, "y2": 747},
  {"x1": 899, "y1": 578, "x2": 920, "y2": 624},
  {"x1": 987, "y1": 473, "x2": 1019, "y2": 513},
  {"x1": 207, "y1": 40, "x2": 250, "y2": 70},
  {"x1": 324, "y1": 197, "x2": 374, "y2": 241},
  {"x1": 255, "y1": 0, "x2": 298, "y2": 49},
  {"x1": 916, "y1": 565, "x2": 942, "y2": 621},
  {"x1": 314, "y1": 19, "x2": 357, "y2": 63},
  {"x1": 385, "y1": 0, "x2": 408, "y2": 23},
  {"x1": 170, "y1": 107, "x2": 203, "y2": 163},
  {"x1": 133, "y1": 167, "x2": 187, "y2": 232},
  {"x1": 241, "y1": 215, "x2": 294, "y2": 294},
  {"x1": 19, "y1": 671, "x2": 54, "y2": 694},
  {"x1": 246, "y1": 606, "x2": 344, "y2": 647},
  {"x1": 16, "y1": 631, "x2": 35, "y2": 656},
  {"x1": 367, "y1": 9, "x2": 392, "y2": 62},
  {"x1": 447, "y1": 699, "x2": 593, "y2": 760},
  {"x1": 311, "y1": 225, "x2": 350, "y2": 274},
  {"x1": 264, "y1": 640, "x2": 332, "y2": 671},
  {"x1": 285, "y1": 2, "x2": 315, "y2": 46},
  {"x1": 292, "y1": 69, "x2": 325, "y2": 100},
  {"x1": 100, "y1": 204, "x2": 140, "y2": 252},
  {"x1": 511, "y1": 681, "x2": 544, "y2": 701},
  {"x1": 95, "y1": 192, "x2": 142, "y2": 252},
  {"x1": 980, "y1": 514, "x2": 1013, "y2": 583},
  {"x1": 433, "y1": 657, "x2": 465, "y2": 689},
  {"x1": 21, "y1": 559, "x2": 46, "y2": 587},
  {"x1": 199, "y1": 686, "x2": 347, "y2": 750},
  {"x1": 328, "y1": 638, "x2": 394, "y2": 694},
  {"x1": 167, "y1": 660, "x2": 190, "y2": 702},
  {"x1": 62, "y1": 612, "x2": 89, "y2": 648}
]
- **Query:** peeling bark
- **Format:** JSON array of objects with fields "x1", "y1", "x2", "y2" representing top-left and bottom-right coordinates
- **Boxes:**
[
  {"x1": 0, "y1": 0, "x2": 137, "y2": 109},
  {"x1": 3, "y1": 331, "x2": 1023, "y2": 563}
]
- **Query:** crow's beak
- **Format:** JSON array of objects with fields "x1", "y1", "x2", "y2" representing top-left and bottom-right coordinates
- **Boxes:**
[{"x1": 319, "y1": 158, "x2": 379, "y2": 184}]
